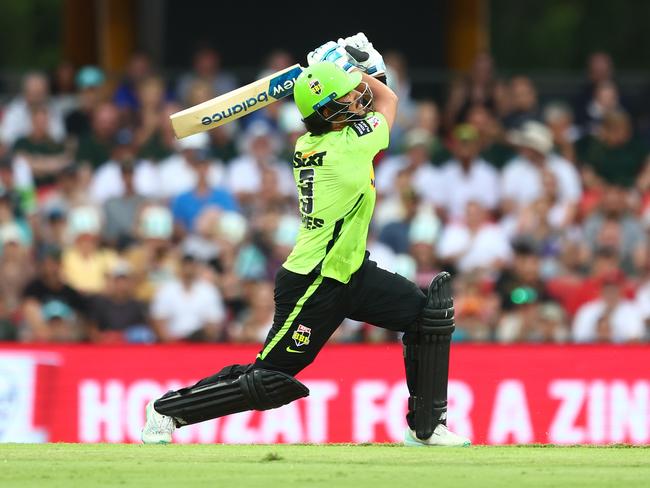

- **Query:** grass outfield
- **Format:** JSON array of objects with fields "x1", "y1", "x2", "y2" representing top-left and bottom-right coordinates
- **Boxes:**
[{"x1": 1, "y1": 444, "x2": 649, "y2": 488}]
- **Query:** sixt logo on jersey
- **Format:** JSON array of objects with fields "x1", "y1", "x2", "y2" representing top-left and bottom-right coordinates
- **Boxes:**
[
  {"x1": 201, "y1": 92, "x2": 269, "y2": 126},
  {"x1": 268, "y1": 66, "x2": 303, "y2": 99}
]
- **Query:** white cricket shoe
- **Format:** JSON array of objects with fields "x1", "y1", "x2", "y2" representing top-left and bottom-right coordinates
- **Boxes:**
[
  {"x1": 141, "y1": 399, "x2": 176, "y2": 444},
  {"x1": 404, "y1": 424, "x2": 471, "y2": 447}
]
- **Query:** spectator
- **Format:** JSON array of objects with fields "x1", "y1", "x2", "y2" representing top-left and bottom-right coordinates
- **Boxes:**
[
  {"x1": 151, "y1": 253, "x2": 226, "y2": 342},
  {"x1": 102, "y1": 159, "x2": 148, "y2": 248},
  {"x1": 75, "y1": 102, "x2": 121, "y2": 170},
  {"x1": 375, "y1": 129, "x2": 440, "y2": 205},
  {"x1": 176, "y1": 46, "x2": 237, "y2": 106},
  {"x1": 170, "y1": 143, "x2": 239, "y2": 234},
  {"x1": 572, "y1": 273, "x2": 644, "y2": 343},
  {"x1": 158, "y1": 131, "x2": 226, "y2": 199},
  {"x1": 50, "y1": 60, "x2": 78, "y2": 117},
  {"x1": 65, "y1": 66, "x2": 106, "y2": 139},
  {"x1": 502, "y1": 76, "x2": 540, "y2": 129},
  {"x1": 61, "y1": 206, "x2": 117, "y2": 294},
  {"x1": 437, "y1": 201, "x2": 512, "y2": 274},
  {"x1": 231, "y1": 280, "x2": 274, "y2": 342},
  {"x1": 39, "y1": 164, "x2": 90, "y2": 217},
  {"x1": 501, "y1": 121, "x2": 581, "y2": 215},
  {"x1": 0, "y1": 223, "x2": 35, "y2": 314},
  {"x1": 577, "y1": 110, "x2": 649, "y2": 188},
  {"x1": 13, "y1": 105, "x2": 68, "y2": 189},
  {"x1": 465, "y1": 104, "x2": 514, "y2": 169},
  {"x1": 412, "y1": 101, "x2": 448, "y2": 164},
  {"x1": 438, "y1": 124, "x2": 500, "y2": 220},
  {"x1": 126, "y1": 205, "x2": 178, "y2": 302},
  {"x1": 583, "y1": 184, "x2": 646, "y2": 275},
  {"x1": 574, "y1": 52, "x2": 621, "y2": 131},
  {"x1": 87, "y1": 260, "x2": 152, "y2": 343},
  {"x1": 132, "y1": 76, "x2": 166, "y2": 155},
  {"x1": 226, "y1": 121, "x2": 293, "y2": 207},
  {"x1": 444, "y1": 52, "x2": 505, "y2": 129},
  {"x1": 453, "y1": 272, "x2": 497, "y2": 341},
  {"x1": 0, "y1": 72, "x2": 65, "y2": 146},
  {"x1": 543, "y1": 102, "x2": 580, "y2": 163},
  {"x1": 21, "y1": 246, "x2": 86, "y2": 342},
  {"x1": 113, "y1": 52, "x2": 155, "y2": 115},
  {"x1": 378, "y1": 188, "x2": 432, "y2": 254}
]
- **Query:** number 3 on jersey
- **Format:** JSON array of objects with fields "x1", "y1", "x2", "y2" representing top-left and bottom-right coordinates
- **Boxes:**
[{"x1": 298, "y1": 169, "x2": 314, "y2": 214}]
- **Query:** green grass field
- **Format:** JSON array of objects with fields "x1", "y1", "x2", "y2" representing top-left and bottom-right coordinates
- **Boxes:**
[{"x1": 1, "y1": 443, "x2": 648, "y2": 488}]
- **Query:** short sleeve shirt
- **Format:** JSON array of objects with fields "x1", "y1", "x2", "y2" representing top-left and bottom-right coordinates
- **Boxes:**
[{"x1": 283, "y1": 112, "x2": 389, "y2": 283}]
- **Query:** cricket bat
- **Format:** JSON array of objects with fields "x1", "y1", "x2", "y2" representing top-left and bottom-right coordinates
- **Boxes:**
[{"x1": 170, "y1": 64, "x2": 304, "y2": 139}]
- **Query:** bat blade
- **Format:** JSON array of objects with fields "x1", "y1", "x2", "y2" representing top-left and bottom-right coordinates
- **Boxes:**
[{"x1": 170, "y1": 64, "x2": 303, "y2": 139}]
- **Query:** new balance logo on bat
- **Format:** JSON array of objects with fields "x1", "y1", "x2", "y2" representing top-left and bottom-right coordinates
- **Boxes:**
[{"x1": 201, "y1": 93, "x2": 269, "y2": 126}]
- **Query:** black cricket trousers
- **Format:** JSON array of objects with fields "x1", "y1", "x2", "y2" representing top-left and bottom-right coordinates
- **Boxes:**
[{"x1": 254, "y1": 253, "x2": 426, "y2": 376}]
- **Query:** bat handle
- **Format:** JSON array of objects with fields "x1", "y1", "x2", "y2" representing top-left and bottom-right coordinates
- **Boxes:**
[{"x1": 344, "y1": 45, "x2": 370, "y2": 63}]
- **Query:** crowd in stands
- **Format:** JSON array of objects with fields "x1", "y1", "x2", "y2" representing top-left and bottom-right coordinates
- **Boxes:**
[{"x1": 0, "y1": 47, "x2": 648, "y2": 344}]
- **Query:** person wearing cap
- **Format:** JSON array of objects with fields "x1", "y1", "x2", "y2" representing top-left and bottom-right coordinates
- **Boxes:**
[
  {"x1": 143, "y1": 39, "x2": 469, "y2": 447},
  {"x1": 125, "y1": 205, "x2": 179, "y2": 302},
  {"x1": 375, "y1": 127, "x2": 440, "y2": 204},
  {"x1": 157, "y1": 131, "x2": 226, "y2": 199},
  {"x1": 0, "y1": 222, "x2": 34, "y2": 318},
  {"x1": 65, "y1": 66, "x2": 106, "y2": 139},
  {"x1": 86, "y1": 260, "x2": 151, "y2": 343},
  {"x1": 0, "y1": 72, "x2": 65, "y2": 146},
  {"x1": 226, "y1": 120, "x2": 294, "y2": 206},
  {"x1": 438, "y1": 124, "x2": 500, "y2": 220},
  {"x1": 501, "y1": 120, "x2": 581, "y2": 216},
  {"x1": 21, "y1": 245, "x2": 87, "y2": 342}
]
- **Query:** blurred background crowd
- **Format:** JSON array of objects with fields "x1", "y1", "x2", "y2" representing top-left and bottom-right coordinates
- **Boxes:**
[{"x1": 0, "y1": 45, "x2": 649, "y2": 345}]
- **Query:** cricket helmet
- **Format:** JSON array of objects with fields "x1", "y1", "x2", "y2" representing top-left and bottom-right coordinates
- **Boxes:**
[{"x1": 293, "y1": 62, "x2": 363, "y2": 119}]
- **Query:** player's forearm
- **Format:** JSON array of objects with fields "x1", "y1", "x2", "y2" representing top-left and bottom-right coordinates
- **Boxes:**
[{"x1": 361, "y1": 72, "x2": 398, "y2": 128}]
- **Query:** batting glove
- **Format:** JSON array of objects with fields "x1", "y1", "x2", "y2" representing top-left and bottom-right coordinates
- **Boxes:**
[
  {"x1": 337, "y1": 33, "x2": 386, "y2": 78},
  {"x1": 307, "y1": 41, "x2": 359, "y2": 73}
]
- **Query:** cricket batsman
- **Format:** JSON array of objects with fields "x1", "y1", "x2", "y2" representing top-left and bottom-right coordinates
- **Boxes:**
[{"x1": 142, "y1": 33, "x2": 470, "y2": 447}]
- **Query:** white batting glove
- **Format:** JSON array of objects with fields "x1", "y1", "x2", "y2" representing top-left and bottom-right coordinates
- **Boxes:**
[
  {"x1": 338, "y1": 32, "x2": 371, "y2": 51},
  {"x1": 306, "y1": 41, "x2": 359, "y2": 73},
  {"x1": 337, "y1": 33, "x2": 386, "y2": 78}
]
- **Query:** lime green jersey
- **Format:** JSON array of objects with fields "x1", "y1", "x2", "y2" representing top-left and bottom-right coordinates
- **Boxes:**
[{"x1": 283, "y1": 112, "x2": 389, "y2": 283}]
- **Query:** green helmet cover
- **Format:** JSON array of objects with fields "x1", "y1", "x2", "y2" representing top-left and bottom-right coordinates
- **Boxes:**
[{"x1": 293, "y1": 62, "x2": 363, "y2": 118}]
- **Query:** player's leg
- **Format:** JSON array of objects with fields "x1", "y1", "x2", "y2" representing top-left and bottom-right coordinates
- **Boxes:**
[
  {"x1": 347, "y1": 258, "x2": 470, "y2": 446},
  {"x1": 143, "y1": 268, "x2": 346, "y2": 443}
]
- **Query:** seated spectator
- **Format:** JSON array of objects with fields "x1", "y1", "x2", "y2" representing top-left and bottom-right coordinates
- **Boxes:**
[
  {"x1": 375, "y1": 129, "x2": 440, "y2": 205},
  {"x1": 497, "y1": 301, "x2": 568, "y2": 343},
  {"x1": 0, "y1": 156, "x2": 35, "y2": 223},
  {"x1": 583, "y1": 184, "x2": 646, "y2": 275},
  {"x1": 231, "y1": 280, "x2": 274, "y2": 343},
  {"x1": 226, "y1": 121, "x2": 294, "y2": 208},
  {"x1": 438, "y1": 124, "x2": 500, "y2": 220},
  {"x1": 378, "y1": 188, "x2": 432, "y2": 254},
  {"x1": 113, "y1": 52, "x2": 154, "y2": 117},
  {"x1": 176, "y1": 45, "x2": 237, "y2": 106},
  {"x1": 0, "y1": 223, "x2": 35, "y2": 314},
  {"x1": 453, "y1": 272, "x2": 497, "y2": 341},
  {"x1": 87, "y1": 260, "x2": 152, "y2": 343},
  {"x1": 502, "y1": 75, "x2": 541, "y2": 129},
  {"x1": 408, "y1": 211, "x2": 442, "y2": 290},
  {"x1": 574, "y1": 52, "x2": 615, "y2": 130},
  {"x1": 437, "y1": 201, "x2": 512, "y2": 273},
  {"x1": 0, "y1": 72, "x2": 65, "y2": 146},
  {"x1": 543, "y1": 102, "x2": 580, "y2": 163},
  {"x1": 581, "y1": 81, "x2": 624, "y2": 136},
  {"x1": 65, "y1": 66, "x2": 106, "y2": 139},
  {"x1": 465, "y1": 104, "x2": 514, "y2": 169},
  {"x1": 50, "y1": 60, "x2": 77, "y2": 117},
  {"x1": 577, "y1": 110, "x2": 649, "y2": 188},
  {"x1": 572, "y1": 273, "x2": 645, "y2": 343},
  {"x1": 170, "y1": 144, "x2": 239, "y2": 234},
  {"x1": 39, "y1": 164, "x2": 90, "y2": 216},
  {"x1": 132, "y1": 76, "x2": 166, "y2": 157},
  {"x1": 135, "y1": 102, "x2": 179, "y2": 163},
  {"x1": 502, "y1": 121, "x2": 581, "y2": 215},
  {"x1": 158, "y1": 131, "x2": 226, "y2": 199},
  {"x1": 13, "y1": 105, "x2": 68, "y2": 189},
  {"x1": 75, "y1": 102, "x2": 120, "y2": 169},
  {"x1": 21, "y1": 246, "x2": 87, "y2": 342},
  {"x1": 411, "y1": 101, "x2": 448, "y2": 164},
  {"x1": 126, "y1": 205, "x2": 179, "y2": 302},
  {"x1": 150, "y1": 253, "x2": 226, "y2": 342},
  {"x1": 102, "y1": 159, "x2": 147, "y2": 248},
  {"x1": 61, "y1": 206, "x2": 117, "y2": 294}
]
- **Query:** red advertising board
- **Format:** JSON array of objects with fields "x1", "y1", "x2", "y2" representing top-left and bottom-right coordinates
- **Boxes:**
[{"x1": 0, "y1": 344, "x2": 648, "y2": 445}]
